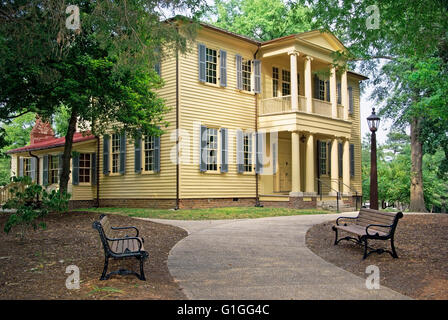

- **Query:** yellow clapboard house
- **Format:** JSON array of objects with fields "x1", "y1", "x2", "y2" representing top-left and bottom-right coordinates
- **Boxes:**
[{"x1": 6, "y1": 21, "x2": 367, "y2": 211}]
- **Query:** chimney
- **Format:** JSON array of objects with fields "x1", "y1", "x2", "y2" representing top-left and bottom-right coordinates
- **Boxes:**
[{"x1": 30, "y1": 116, "x2": 55, "y2": 144}]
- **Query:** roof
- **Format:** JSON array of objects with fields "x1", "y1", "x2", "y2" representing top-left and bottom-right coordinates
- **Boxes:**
[
  {"x1": 170, "y1": 16, "x2": 367, "y2": 80},
  {"x1": 6, "y1": 132, "x2": 96, "y2": 154}
]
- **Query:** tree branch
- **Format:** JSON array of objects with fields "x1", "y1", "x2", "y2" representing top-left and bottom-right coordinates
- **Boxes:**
[{"x1": 5, "y1": 110, "x2": 31, "y2": 120}]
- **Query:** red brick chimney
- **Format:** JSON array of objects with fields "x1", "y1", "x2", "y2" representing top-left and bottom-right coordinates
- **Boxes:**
[{"x1": 30, "y1": 116, "x2": 55, "y2": 144}]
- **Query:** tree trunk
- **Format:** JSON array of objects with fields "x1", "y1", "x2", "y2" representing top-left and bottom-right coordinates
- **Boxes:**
[
  {"x1": 409, "y1": 117, "x2": 427, "y2": 212},
  {"x1": 59, "y1": 109, "x2": 77, "y2": 194}
]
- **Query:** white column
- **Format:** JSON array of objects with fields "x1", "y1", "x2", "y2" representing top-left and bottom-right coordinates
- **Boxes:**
[
  {"x1": 290, "y1": 131, "x2": 301, "y2": 196},
  {"x1": 341, "y1": 70, "x2": 348, "y2": 120},
  {"x1": 289, "y1": 51, "x2": 299, "y2": 111},
  {"x1": 330, "y1": 138, "x2": 338, "y2": 195},
  {"x1": 342, "y1": 139, "x2": 350, "y2": 195},
  {"x1": 330, "y1": 66, "x2": 337, "y2": 118},
  {"x1": 305, "y1": 133, "x2": 315, "y2": 193},
  {"x1": 304, "y1": 56, "x2": 313, "y2": 113}
]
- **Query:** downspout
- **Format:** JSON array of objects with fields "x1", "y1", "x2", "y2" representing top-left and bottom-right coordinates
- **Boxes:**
[
  {"x1": 254, "y1": 44, "x2": 263, "y2": 207},
  {"x1": 95, "y1": 136, "x2": 100, "y2": 208},
  {"x1": 175, "y1": 34, "x2": 180, "y2": 210}
]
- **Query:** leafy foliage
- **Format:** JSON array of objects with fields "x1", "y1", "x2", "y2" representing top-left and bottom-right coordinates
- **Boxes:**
[
  {"x1": 2, "y1": 176, "x2": 71, "y2": 239},
  {"x1": 207, "y1": 0, "x2": 312, "y2": 41},
  {"x1": 362, "y1": 132, "x2": 448, "y2": 212}
]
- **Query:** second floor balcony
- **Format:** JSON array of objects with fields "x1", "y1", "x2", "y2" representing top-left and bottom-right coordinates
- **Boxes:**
[{"x1": 260, "y1": 95, "x2": 345, "y2": 119}]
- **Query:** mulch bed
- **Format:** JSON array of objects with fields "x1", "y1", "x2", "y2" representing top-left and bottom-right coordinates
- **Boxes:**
[
  {"x1": 306, "y1": 213, "x2": 448, "y2": 300},
  {"x1": 0, "y1": 211, "x2": 188, "y2": 300}
]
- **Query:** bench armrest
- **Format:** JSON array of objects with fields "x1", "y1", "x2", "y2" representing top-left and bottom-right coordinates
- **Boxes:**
[
  {"x1": 108, "y1": 236, "x2": 143, "y2": 252},
  {"x1": 365, "y1": 223, "x2": 392, "y2": 236},
  {"x1": 111, "y1": 226, "x2": 139, "y2": 237},
  {"x1": 336, "y1": 216, "x2": 357, "y2": 226}
]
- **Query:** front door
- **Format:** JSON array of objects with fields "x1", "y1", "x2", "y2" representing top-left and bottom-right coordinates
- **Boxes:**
[{"x1": 277, "y1": 138, "x2": 291, "y2": 192}]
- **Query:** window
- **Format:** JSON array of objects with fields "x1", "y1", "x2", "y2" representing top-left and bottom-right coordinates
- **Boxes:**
[
  {"x1": 319, "y1": 79, "x2": 325, "y2": 100},
  {"x1": 242, "y1": 59, "x2": 251, "y2": 91},
  {"x1": 23, "y1": 158, "x2": 31, "y2": 177},
  {"x1": 79, "y1": 153, "x2": 91, "y2": 183},
  {"x1": 206, "y1": 128, "x2": 218, "y2": 171},
  {"x1": 206, "y1": 47, "x2": 217, "y2": 84},
  {"x1": 243, "y1": 133, "x2": 253, "y2": 172},
  {"x1": 272, "y1": 67, "x2": 279, "y2": 97},
  {"x1": 49, "y1": 155, "x2": 59, "y2": 184},
  {"x1": 144, "y1": 135, "x2": 155, "y2": 171},
  {"x1": 319, "y1": 142, "x2": 327, "y2": 175},
  {"x1": 111, "y1": 133, "x2": 121, "y2": 174},
  {"x1": 282, "y1": 69, "x2": 291, "y2": 96}
]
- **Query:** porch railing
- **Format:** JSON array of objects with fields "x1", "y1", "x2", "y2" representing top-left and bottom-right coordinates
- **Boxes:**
[
  {"x1": 316, "y1": 178, "x2": 340, "y2": 213},
  {"x1": 260, "y1": 95, "x2": 344, "y2": 120},
  {"x1": 0, "y1": 182, "x2": 23, "y2": 206}
]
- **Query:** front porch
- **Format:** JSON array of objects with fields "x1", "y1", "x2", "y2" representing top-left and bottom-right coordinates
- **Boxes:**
[{"x1": 259, "y1": 130, "x2": 360, "y2": 211}]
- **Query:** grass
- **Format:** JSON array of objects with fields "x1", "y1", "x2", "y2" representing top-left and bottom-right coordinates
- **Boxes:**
[{"x1": 75, "y1": 206, "x2": 332, "y2": 220}]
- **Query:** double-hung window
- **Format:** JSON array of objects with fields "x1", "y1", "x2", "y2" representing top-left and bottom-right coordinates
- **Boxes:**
[
  {"x1": 144, "y1": 135, "x2": 155, "y2": 172},
  {"x1": 49, "y1": 155, "x2": 59, "y2": 184},
  {"x1": 206, "y1": 47, "x2": 217, "y2": 84},
  {"x1": 111, "y1": 133, "x2": 121, "y2": 174},
  {"x1": 23, "y1": 158, "x2": 31, "y2": 178},
  {"x1": 243, "y1": 133, "x2": 253, "y2": 172},
  {"x1": 282, "y1": 69, "x2": 291, "y2": 96},
  {"x1": 319, "y1": 79, "x2": 325, "y2": 100},
  {"x1": 242, "y1": 59, "x2": 252, "y2": 92},
  {"x1": 272, "y1": 67, "x2": 279, "y2": 97},
  {"x1": 206, "y1": 128, "x2": 218, "y2": 171},
  {"x1": 79, "y1": 153, "x2": 91, "y2": 183},
  {"x1": 319, "y1": 141, "x2": 327, "y2": 175}
]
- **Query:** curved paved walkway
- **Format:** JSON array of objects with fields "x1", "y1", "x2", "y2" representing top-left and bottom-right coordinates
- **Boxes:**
[{"x1": 142, "y1": 213, "x2": 410, "y2": 300}]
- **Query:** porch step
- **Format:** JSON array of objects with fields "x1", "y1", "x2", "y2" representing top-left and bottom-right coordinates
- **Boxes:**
[{"x1": 317, "y1": 200, "x2": 355, "y2": 212}]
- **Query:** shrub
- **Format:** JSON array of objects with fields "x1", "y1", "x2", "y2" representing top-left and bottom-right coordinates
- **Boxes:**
[{"x1": 2, "y1": 176, "x2": 71, "y2": 240}]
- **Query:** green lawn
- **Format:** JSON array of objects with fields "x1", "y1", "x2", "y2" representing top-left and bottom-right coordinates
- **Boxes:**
[{"x1": 76, "y1": 206, "x2": 332, "y2": 220}]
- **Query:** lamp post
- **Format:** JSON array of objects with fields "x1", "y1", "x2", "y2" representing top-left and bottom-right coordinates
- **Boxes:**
[{"x1": 367, "y1": 108, "x2": 381, "y2": 210}]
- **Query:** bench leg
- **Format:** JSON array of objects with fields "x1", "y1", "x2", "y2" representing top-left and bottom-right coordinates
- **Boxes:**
[
  {"x1": 332, "y1": 226, "x2": 338, "y2": 245},
  {"x1": 390, "y1": 237, "x2": 398, "y2": 258},
  {"x1": 362, "y1": 238, "x2": 368, "y2": 260},
  {"x1": 100, "y1": 257, "x2": 109, "y2": 280},
  {"x1": 138, "y1": 257, "x2": 146, "y2": 281}
]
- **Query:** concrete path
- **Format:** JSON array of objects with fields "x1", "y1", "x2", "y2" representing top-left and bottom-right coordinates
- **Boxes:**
[{"x1": 142, "y1": 213, "x2": 410, "y2": 300}]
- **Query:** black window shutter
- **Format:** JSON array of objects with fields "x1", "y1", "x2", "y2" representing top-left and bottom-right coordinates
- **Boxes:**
[
  {"x1": 317, "y1": 140, "x2": 321, "y2": 177},
  {"x1": 326, "y1": 80, "x2": 330, "y2": 102},
  {"x1": 200, "y1": 125, "x2": 207, "y2": 172},
  {"x1": 221, "y1": 128, "x2": 228, "y2": 173},
  {"x1": 220, "y1": 50, "x2": 227, "y2": 87},
  {"x1": 237, "y1": 130, "x2": 244, "y2": 173},
  {"x1": 337, "y1": 83, "x2": 341, "y2": 104},
  {"x1": 72, "y1": 153, "x2": 79, "y2": 185},
  {"x1": 348, "y1": 86, "x2": 354, "y2": 114},
  {"x1": 314, "y1": 74, "x2": 320, "y2": 99},
  {"x1": 350, "y1": 144, "x2": 355, "y2": 177},
  {"x1": 255, "y1": 132, "x2": 263, "y2": 174},
  {"x1": 103, "y1": 135, "x2": 110, "y2": 175},
  {"x1": 134, "y1": 136, "x2": 142, "y2": 174},
  {"x1": 31, "y1": 157, "x2": 37, "y2": 182},
  {"x1": 328, "y1": 140, "x2": 332, "y2": 175},
  {"x1": 43, "y1": 155, "x2": 49, "y2": 185},
  {"x1": 18, "y1": 157, "x2": 24, "y2": 177},
  {"x1": 198, "y1": 43, "x2": 206, "y2": 82},
  {"x1": 154, "y1": 135, "x2": 161, "y2": 173},
  {"x1": 338, "y1": 142, "x2": 343, "y2": 178},
  {"x1": 119, "y1": 133, "x2": 126, "y2": 174}
]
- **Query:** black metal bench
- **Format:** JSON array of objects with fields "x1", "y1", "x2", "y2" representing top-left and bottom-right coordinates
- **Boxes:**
[
  {"x1": 332, "y1": 208, "x2": 403, "y2": 259},
  {"x1": 93, "y1": 214, "x2": 149, "y2": 280}
]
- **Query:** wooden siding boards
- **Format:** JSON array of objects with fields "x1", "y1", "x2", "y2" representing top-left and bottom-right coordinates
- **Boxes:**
[
  {"x1": 98, "y1": 53, "x2": 178, "y2": 200},
  {"x1": 178, "y1": 31, "x2": 258, "y2": 199},
  {"x1": 348, "y1": 79, "x2": 362, "y2": 195}
]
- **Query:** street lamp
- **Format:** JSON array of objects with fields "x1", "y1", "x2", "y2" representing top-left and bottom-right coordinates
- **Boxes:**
[{"x1": 367, "y1": 108, "x2": 380, "y2": 210}]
